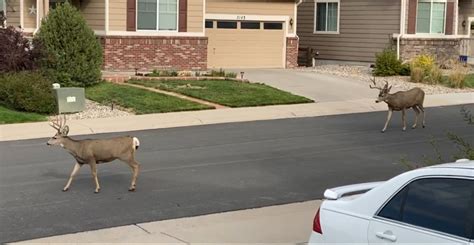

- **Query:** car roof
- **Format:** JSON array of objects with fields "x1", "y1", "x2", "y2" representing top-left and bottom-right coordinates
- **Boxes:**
[{"x1": 428, "y1": 160, "x2": 474, "y2": 170}]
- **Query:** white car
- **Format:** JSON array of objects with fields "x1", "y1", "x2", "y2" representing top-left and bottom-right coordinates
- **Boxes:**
[{"x1": 309, "y1": 159, "x2": 474, "y2": 244}]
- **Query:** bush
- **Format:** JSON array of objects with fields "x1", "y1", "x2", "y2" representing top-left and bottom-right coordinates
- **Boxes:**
[
  {"x1": 410, "y1": 54, "x2": 442, "y2": 84},
  {"x1": 34, "y1": 2, "x2": 102, "y2": 87},
  {"x1": 447, "y1": 61, "x2": 468, "y2": 88},
  {"x1": 410, "y1": 67, "x2": 424, "y2": 83},
  {"x1": 0, "y1": 26, "x2": 43, "y2": 72},
  {"x1": 399, "y1": 63, "x2": 411, "y2": 76},
  {"x1": 0, "y1": 72, "x2": 56, "y2": 114},
  {"x1": 373, "y1": 48, "x2": 402, "y2": 76}
]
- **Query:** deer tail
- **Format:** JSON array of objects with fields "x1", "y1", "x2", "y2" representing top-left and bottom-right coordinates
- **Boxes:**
[{"x1": 133, "y1": 137, "x2": 140, "y2": 150}]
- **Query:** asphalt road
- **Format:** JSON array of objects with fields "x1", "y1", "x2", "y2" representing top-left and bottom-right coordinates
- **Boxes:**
[{"x1": 1, "y1": 104, "x2": 473, "y2": 243}]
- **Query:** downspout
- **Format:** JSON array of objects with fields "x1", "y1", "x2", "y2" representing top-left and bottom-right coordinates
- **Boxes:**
[
  {"x1": 20, "y1": 0, "x2": 24, "y2": 29},
  {"x1": 397, "y1": 0, "x2": 406, "y2": 60}
]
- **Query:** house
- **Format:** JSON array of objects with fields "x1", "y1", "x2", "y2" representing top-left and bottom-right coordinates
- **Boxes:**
[
  {"x1": 2, "y1": 0, "x2": 301, "y2": 71},
  {"x1": 297, "y1": 0, "x2": 474, "y2": 64}
]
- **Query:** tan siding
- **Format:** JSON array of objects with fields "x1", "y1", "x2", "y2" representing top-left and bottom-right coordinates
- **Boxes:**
[
  {"x1": 188, "y1": 0, "x2": 203, "y2": 32},
  {"x1": 206, "y1": 0, "x2": 296, "y2": 34},
  {"x1": 297, "y1": 0, "x2": 401, "y2": 63},
  {"x1": 109, "y1": 0, "x2": 126, "y2": 31},
  {"x1": 6, "y1": 0, "x2": 20, "y2": 27},
  {"x1": 23, "y1": 0, "x2": 36, "y2": 29},
  {"x1": 78, "y1": 0, "x2": 105, "y2": 31},
  {"x1": 458, "y1": 0, "x2": 474, "y2": 35}
]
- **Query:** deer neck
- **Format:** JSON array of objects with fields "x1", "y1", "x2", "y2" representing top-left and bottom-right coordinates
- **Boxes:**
[{"x1": 61, "y1": 137, "x2": 82, "y2": 158}]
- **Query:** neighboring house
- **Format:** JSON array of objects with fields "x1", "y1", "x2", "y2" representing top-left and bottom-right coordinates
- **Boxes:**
[
  {"x1": 297, "y1": 0, "x2": 474, "y2": 64},
  {"x1": 3, "y1": 0, "x2": 300, "y2": 71}
]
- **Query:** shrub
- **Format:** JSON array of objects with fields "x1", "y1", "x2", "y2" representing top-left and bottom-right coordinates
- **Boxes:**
[
  {"x1": 410, "y1": 67, "x2": 424, "y2": 83},
  {"x1": 0, "y1": 72, "x2": 56, "y2": 114},
  {"x1": 34, "y1": 2, "x2": 102, "y2": 87},
  {"x1": 373, "y1": 48, "x2": 402, "y2": 76},
  {"x1": 447, "y1": 61, "x2": 468, "y2": 88},
  {"x1": 410, "y1": 54, "x2": 442, "y2": 84},
  {"x1": 0, "y1": 26, "x2": 43, "y2": 72},
  {"x1": 399, "y1": 63, "x2": 411, "y2": 76}
]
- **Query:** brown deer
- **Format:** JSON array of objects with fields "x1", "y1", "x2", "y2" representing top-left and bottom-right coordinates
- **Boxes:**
[
  {"x1": 370, "y1": 78, "x2": 426, "y2": 133},
  {"x1": 47, "y1": 116, "x2": 141, "y2": 193}
]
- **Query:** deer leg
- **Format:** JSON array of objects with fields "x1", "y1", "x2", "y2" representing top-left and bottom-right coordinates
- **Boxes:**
[
  {"x1": 401, "y1": 109, "x2": 407, "y2": 131},
  {"x1": 89, "y1": 162, "x2": 101, "y2": 193},
  {"x1": 412, "y1": 107, "x2": 420, "y2": 129},
  {"x1": 63, "y1": 163, "x2": 81, "y2": 192},
  {"x1": 124, "y1": 159, "x2": 140, "y2": 192},
  {"x1": 418, "y1": 105, "x2": 426, "y2": 128},
  {"x1": 382, "y1": 109, "x2": 393, "y2": 133}
]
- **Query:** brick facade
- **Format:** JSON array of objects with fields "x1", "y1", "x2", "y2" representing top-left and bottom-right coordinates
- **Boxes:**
[
  {"x1": 400, "y1": 38, "x2": 461, "y2": 64},
  {"x1": 286, "y1": 37, "x2": 299, "y2": 68},
  {"x1": 101, "y1": 36, "x2": 208, "y2": 71}
]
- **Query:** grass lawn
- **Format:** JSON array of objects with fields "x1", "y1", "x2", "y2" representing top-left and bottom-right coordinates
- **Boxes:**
[
  {"x1": 86, "y1": 82, "x2": 213, "y2": 114},
  {"x1": 128, "y1": 79, "x2": 313, "y2": 107},
  {"x1": 0, "y1": 105, "x2": 47, "y2": 124},
  {"x1": 464, "y1": 74, "x2": 474, "y2": 88}
]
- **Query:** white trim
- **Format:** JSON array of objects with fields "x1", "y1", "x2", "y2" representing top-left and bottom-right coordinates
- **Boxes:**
[
  {"x1": 20, "y1": 0, "x2": 24, "y2": 28},
  {"x1": 34, "y1": 0, "x2": 39, "y2": 34},
  {"x1": 202, "y1": 0, "x2": 205, "y2": 33},
  {"x1": 401, "y1": 33, "x2": 466, "y2": 39},
  {"x1": 99, "y1": 30, "x2": 205, "y2": 37},
  {"x1": 94, "y1": 30, "x2": 106, "y2": 35},
  {"x1": 313, "y1": 0, "x2": 340, "y2": 34},
  {"x1": 205, "y1": 13, "x2": 291, "y2": 37},
  {"x1": 105, "y1": 0, "x2": 109, "y2": 33}
]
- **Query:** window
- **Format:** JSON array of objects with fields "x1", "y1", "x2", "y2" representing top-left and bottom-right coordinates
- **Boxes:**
[
  {"x1": 416, "y1": 0, "x2": 446, "y2": 34},
  {"x1": 137, "y1": 0, "x2": 178, "y2": 31},
  {"x1": 263, "y1": 22, "x2": 283, "y2": 30},
  {"x1": 205, "y1": 20, "x2": 213, "y2": 29},
  {"x1": 314, "y1": 0, "x2": 339, "y2": 33},
  {"x1": 378, "y1": 178, "x2": 474, "y2": 239},
  {"x1": 0, "y1": 0, "x2": 5, "y2": 23},
  {"x1": 217, "y1": 21, "x2": 237, "y2": 29},
  {"x1": 241, "y1": 21, "x2": 260, "y2": 29}
]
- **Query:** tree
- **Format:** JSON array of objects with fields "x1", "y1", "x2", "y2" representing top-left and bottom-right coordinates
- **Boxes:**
[{"x1": 34, "y1": 2, "x2": 102, "y2": 87}]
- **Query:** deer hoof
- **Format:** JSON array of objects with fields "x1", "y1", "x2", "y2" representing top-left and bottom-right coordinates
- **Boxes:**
[
  {"x1": 62, "y1": 188, "x2": 69, "y2": 192},
  {"x1": 128, "y1": 188, "x2": 136, "y2": 192},
  {"x1": 94, "y1": 190, "x2": 100, "y2": 194},
  {"x1": 422, "y1": 125, "x2": 426, "y2": 128},
  {"x1": 402, "y1": 128, "x2": 406, "y2": 131},
  {"x1": 381, "y1": 130, "x2": 385, "y2": 133}
]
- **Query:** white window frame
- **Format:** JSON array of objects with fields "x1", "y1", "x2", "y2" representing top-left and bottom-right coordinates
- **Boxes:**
[
  {"x1": 136, "y1": 0, "x2": 179, "y2": 32},
  {"x1": 415, "y1": 0, "x2": 447, "y2": 35},
  {"x1": 313, "y1": 0, "x2": 340, "y2": 34}
]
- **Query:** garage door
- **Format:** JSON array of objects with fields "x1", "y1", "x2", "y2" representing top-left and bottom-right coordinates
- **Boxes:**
[{"x1": 206, "y1": 20, "x2": 285, "y2": 68}]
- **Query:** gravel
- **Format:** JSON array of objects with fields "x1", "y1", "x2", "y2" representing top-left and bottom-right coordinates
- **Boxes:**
[
  {"x1": 299, "y1": 64, "x2": 474, "y2": 95},
  {"x1": 48, "y1": 99, "x2": 133, "y2": 121}
]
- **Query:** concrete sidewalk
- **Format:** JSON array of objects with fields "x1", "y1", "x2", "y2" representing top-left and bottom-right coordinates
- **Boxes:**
[
  {"x1": 16, "y1": 200, "x2": 320, "y2": 244},
  {"x1": 1, "y1": 93, "x2": 472, "y2": 141}
]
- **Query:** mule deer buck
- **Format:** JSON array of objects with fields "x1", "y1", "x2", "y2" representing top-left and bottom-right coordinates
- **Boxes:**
[
  {"x1": 47, "y1": 116, "x2": 141, "y2": 193},
  {"x1": 370, "y1": 78, "x2": 426, "y2": 133}
]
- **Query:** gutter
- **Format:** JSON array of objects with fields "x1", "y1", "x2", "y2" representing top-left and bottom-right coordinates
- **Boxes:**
[{"x1": 397, "y1": 0, "x2": 406, "y2": 60}]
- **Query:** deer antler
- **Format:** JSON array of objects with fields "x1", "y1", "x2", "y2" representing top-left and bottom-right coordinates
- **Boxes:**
[
  {"x1": 369, "y1": 77, "x2": 382, "y2": 90},
  {"x1": 49, "y1": 115, "x2": 67, "y2": 132}
]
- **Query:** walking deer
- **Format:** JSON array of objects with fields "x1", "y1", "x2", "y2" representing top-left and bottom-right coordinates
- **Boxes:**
[
  {"x1": 47, "y1": 116, "x2": 141, "y2": 193},
  {"x1": 370, "y1": 78, "x2": 426, "y2": 133}
]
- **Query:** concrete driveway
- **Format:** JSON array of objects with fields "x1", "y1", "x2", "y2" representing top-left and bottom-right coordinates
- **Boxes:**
[{"x1": 236, "y1": 69, "x2": 376, "y2": 102}]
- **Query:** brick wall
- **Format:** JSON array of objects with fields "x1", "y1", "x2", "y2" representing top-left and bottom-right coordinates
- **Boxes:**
[
  {"x1": 286, "y1": 37, "x2": 299, "y2": 68},
  {"x1": 101, "y1": 36, "x2": 208, "y2": 71},
  {"x1": 400, "y1": 38, "x2": 461, "y2": 64}
]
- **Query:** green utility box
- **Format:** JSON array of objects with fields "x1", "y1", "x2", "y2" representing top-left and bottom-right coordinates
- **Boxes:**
[{"x1": 55, "y1": 87, "x2": 85, "y2": 114}]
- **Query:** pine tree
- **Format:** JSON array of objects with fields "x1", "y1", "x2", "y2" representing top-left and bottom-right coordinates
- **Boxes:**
[{"x1": 34, "y1": 2, "x2": 102, "y2": 87}]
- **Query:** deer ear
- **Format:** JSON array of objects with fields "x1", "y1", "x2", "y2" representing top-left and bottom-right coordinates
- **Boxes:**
[
  {"x1": 388, "y1": 86, "x2": 392, "y2": 92},
  {"x1": 61, "y1": 126, "x2": 69, "y2": 136}
]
